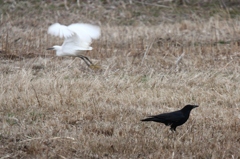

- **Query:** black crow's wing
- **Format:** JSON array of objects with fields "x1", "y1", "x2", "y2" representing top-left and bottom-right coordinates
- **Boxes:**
[{"x1": 149, "y1": 110, "x2": 184, "y2": 125}]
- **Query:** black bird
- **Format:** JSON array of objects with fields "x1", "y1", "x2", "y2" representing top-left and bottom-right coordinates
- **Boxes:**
[{"x1": 141, "y1": 105, "x2": 198, "y2": 131}]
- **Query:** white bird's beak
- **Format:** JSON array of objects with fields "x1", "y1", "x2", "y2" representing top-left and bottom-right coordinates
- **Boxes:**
[{"x1": 46, "y1": 47, "x2": 54, "y2": 50}]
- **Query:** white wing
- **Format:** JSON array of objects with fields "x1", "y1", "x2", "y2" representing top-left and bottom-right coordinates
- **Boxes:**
[
  {"x1": 67, "y1": 23, "x2": 101, "y2": 48},
  {"x1": 68, "y1": 23, "x2": 101, "y2": 40},
  {"x1": 48, "y1": 23, "x2": 74, "y2": 38}
]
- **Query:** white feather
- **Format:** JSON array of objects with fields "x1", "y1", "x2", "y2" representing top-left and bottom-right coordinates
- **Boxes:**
[
  {"x1": 47, "y1": 23, "x2": 101, "y2": 57},
  {"x1": 48, "y1": 23, "x2": 74, "y2": 38}
]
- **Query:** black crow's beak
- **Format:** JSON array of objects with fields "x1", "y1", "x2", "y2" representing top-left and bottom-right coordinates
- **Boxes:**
[
  {"x1": 47, "y1": 47, "x2": 54, "y2": 50},
  {"x1": 193, "y1": 105, "x2": 199, "y2": 108}
]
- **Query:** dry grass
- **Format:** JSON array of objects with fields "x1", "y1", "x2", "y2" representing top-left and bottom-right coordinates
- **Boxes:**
[{"x1": 0, "y1": 1, "x2": 240, "y2": 158}]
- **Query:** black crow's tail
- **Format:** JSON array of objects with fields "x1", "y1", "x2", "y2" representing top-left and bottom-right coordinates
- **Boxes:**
[{"x1": 141, "y1": 118, "x2": 154, "y2": 122}]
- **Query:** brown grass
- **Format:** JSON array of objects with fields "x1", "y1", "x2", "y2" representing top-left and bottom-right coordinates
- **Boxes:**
[{"x1": 0, "y1": 1, "x2": 240, "y2": 158}]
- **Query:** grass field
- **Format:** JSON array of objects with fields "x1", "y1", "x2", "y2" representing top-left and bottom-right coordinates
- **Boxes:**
[{"x1": 0, "y1": 0, "x2": 240, "y2": 158}]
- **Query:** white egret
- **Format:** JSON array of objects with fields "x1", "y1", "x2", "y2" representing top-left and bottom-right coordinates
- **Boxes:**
[{"x1": 47, "y1": 23, "x2": 101, "y2": 68}]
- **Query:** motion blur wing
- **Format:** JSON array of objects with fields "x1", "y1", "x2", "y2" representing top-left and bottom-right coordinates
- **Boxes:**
[
  {"x1": 48, "y1": 23, "x2": 74, "y2": 39},
  {"x1": 67, "y1": 23, "x2": 101, "y2": 48}
]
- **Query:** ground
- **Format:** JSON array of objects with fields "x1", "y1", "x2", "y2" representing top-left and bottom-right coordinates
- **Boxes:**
[{"x1": 0, "y1": 0, "x2": 240, "y2": 158}]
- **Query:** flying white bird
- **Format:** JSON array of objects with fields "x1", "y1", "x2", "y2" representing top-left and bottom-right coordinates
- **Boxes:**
[{"x1": 47, "y1": 23, "x2": 101, "y2": 68}]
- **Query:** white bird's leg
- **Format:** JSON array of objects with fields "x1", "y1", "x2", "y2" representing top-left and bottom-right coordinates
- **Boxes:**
[
  {"x1": 77, "y1": 55, "x2": 92, "y2": 67},
  {"x1": 77, "y1": 55, "x2": 101, "y2": 70},
  {"x1": 82, "y1": 56, "x2": 94, "y2": 65}
]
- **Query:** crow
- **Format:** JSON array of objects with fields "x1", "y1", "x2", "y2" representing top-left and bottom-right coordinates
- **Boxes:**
[{"x1": 141, "y1": 105, "x2": 198, "y2": 131}]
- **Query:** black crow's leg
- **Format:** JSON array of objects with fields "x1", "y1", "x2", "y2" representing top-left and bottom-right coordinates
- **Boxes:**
[{"x1": 170, "y1": 126, "x2": 176, "y2": 132}]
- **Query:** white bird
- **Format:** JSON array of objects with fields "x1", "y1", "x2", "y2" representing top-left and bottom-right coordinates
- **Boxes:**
[{"x1": 47, "y1": 23, "x2": 101, "y2": 68}]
